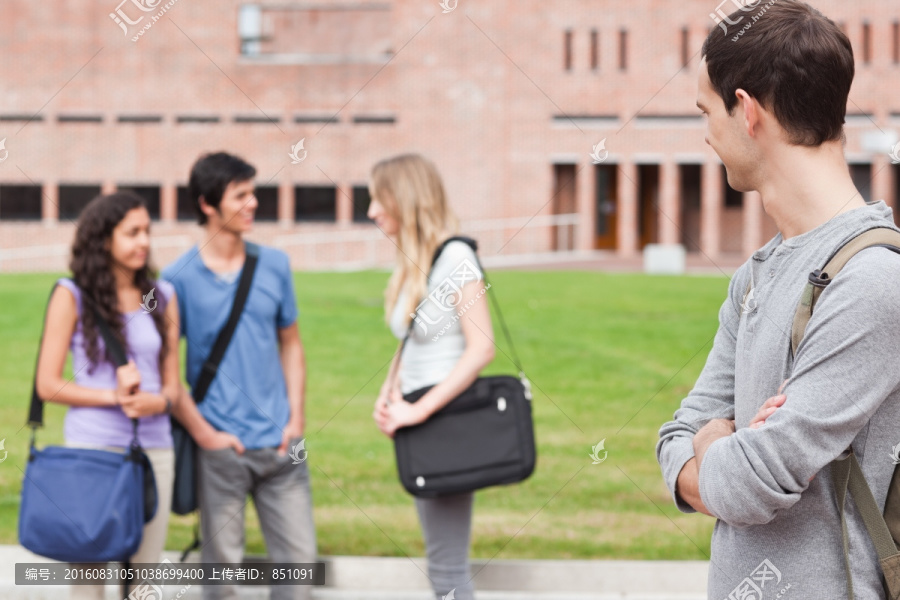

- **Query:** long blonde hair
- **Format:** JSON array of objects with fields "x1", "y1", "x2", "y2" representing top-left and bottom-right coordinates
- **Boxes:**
[{"x1": 370, "y1": 153, "x2": 460, "y2": 325}]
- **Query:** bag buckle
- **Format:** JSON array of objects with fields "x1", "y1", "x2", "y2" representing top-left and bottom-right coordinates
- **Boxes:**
[
  {"x1": 519, "y1": 373, "x2": 533, "y2": 401},
  {"x1": 808, "y1": 269, "x2": 831, "y2": 288}
]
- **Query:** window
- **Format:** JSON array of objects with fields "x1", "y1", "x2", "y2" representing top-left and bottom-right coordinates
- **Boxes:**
[
  {"x1": 893, "y1": 21, "x2": 899, "y2": 64},
  {"x1": 238, "y1": 4, "x2": 263, "y2": 57},
  {"x1": 862, "y1": 21, "x2": 872, "y2": 64},
  {"x1": 295, "y1": 186, "x2": 336, "y2": 222},
  {"x1": 722, "y1": 168, "x2": 742, "y2": 208},
  {"x1": 618, "y1": 29, "x2": 628, "y2": 70},
  {"x1": 681, "y1": 27, "x2": 690, "y2": 68},
  {"x1": 849, "y1": 164, "x2": 872, "y2": 203},
  {"x1": 58, "y1": 115, "x2": 103, "y2": 123},
  {"x1": 59, "y1": 185, "x2": 101, "y2": 220},
  {"x1": 0, "y1": 185, "x2": 42, "y2": 220},
  {"x1": 254, "y1": 186, "x2": 279, "y2": 221},
  {"x1": 117, "y1": 185, "x2": 161, "y2": 220},
  {"x1": 590, "y1": 29, "x2": 598, "y2": 70},
  {"x1": 564, "y1": 29, "x2": 573, "y2": 71},
  {"x1": 117, "y1": 115, "x2": 162, "y2": 123},
  {"x1": 352, "y1": 186, "x2": 371, "y2": 223},
  {"x1": 176, "y1": 186, "x2": 195, "y2": 221}
]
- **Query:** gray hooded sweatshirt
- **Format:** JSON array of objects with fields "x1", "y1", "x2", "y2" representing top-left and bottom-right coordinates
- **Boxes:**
[{"x1": 657, "y1": 200, "x2": 900, "y2": 600}]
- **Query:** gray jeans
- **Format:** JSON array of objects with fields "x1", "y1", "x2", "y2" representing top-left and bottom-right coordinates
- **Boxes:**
[
  {"x1": 415, "y1": 492, "x2": 475, "y2": 600},
  {"x1": 197, "y1": 438, "x2": 317, "y2": 600}
]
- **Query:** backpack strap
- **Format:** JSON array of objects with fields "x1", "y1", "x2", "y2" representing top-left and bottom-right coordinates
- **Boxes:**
[
  {"x1": 788, "y1": 227, "x2": 900, "y2": 599},
  {"x1": 791, "y1": 227, "x2": 900, "y2": 358},
  {"x1": 833, "y1": 453, "x2": 900, "y2": 600}
]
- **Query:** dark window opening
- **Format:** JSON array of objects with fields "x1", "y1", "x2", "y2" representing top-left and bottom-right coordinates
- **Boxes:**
[
  {"x1": 352, "y1": 186, "x2": 372, "y2": 223},
  {"x1": 618, "y1": 29, "x2": 628, "y2": 70},
  {"x1": 295, "y1": 186, "x2": 336, "y2": 222},
  {"x1": 850, "y1": 164, "x2": 873, "y2": 203},
  {"x1": 117, "y1": 115, "x2": 163, "y2": 123},
  {"x1": 59, "y1": 185, "x2": 102, "y2": 221},
  {"x1": 0, "y1": 185, "x2": 42, "y2": 220},
  {"x1": 352, "y1": 115, "x2": 396, "y2": 124},
  {"x1": 862, "y1": 21, "x2": 872, "y2": 64},
  {"x1": 176, "y1": 115, "x2": 220, "y2": 124},
  {"x1": 590, "y1": 29, "x2": 599, "y2": 70},
  {"x1": 564, "y1": 29, "x2": 573, "y2": 71},
  {"x1": 254, "y1": 186, "x2": 279, "y2": 221},
  {"x1": 893, "y1": 21, "x2": 899, "y2": 64},
  {"x1": 177, "y1": 186, "x2": 195, "y2": 221},
  {"x1": 118, "y1": 185, "x2": 161, "y2": 220},
  {"x1": 723, "y1": 169, "x2": 743, "y2": 208}
]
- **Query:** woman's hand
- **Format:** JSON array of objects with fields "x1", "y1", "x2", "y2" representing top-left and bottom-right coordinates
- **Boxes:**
[
  {"x1": 115, "y1": 360, "x2": 141, "y2": 403},
  {"x1": 118, "y1": 391, "x2": 166, "y2": 419},
  {"x1": 373, "y1": 389, "x2": 428, "y2": 438}
]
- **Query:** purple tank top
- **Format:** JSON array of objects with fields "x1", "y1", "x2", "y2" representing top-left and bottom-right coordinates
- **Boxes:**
[{"x1": 57, "y1": 278, "x2": 174, "y2": 448}]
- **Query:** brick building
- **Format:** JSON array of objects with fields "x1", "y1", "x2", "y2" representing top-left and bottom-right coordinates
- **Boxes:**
[{"x1": 0, "y1": 0, "x2": 897, "y2": 271}]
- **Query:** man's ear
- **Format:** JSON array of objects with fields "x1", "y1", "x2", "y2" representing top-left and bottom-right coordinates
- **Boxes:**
[
  {"x1": 735, "y1": 88, "x2": 759, "y2": 138},
  {"x1": 198, "y1": 196, "x2": 214, "y2": 218}
]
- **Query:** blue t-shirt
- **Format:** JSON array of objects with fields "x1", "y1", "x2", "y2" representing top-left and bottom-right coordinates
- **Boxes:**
[{"x1": 162, "y1": 243, "x2": 298, "y2": 449}]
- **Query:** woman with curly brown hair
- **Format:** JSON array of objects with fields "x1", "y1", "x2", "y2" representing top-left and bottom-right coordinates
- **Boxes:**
[{"x1": 35, "y1": 191, "x2": 241, "y2": 600}]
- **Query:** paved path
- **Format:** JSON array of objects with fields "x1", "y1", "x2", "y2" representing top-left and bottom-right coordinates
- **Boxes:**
[{"x1": 0, "y1": 545, "x2": 708, "y2": 599}]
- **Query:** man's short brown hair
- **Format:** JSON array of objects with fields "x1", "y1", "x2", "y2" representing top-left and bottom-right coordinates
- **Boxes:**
[{"x1": 702, "y1": 0, "x2": 854, "y2": 147}]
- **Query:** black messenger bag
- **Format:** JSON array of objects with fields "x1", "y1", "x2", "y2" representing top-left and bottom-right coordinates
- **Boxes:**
[{"x1": 392, "y1": 236, "x2": 536, "y2": 498}]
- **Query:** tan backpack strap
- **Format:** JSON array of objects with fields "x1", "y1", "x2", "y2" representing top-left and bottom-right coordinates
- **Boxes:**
[
  {"x1": 790, "y1": 228, "x2": 900, "y2": 357},
  {"x1": 833, "y1": 453, "x2": 900, "y2": 599}
]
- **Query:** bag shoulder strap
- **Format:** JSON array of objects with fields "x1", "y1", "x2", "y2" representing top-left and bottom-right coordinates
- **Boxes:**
[
  {"x1": 791, "y1": 227, "x2": 900, "y2": 357},
  {"x1": 783, "y1": 227, "x2": 900, "y2": 598},
  {"x1": 832, "y1": 453, "x2": 900, "y2": 599},
  {"x1": 394, "y1": 236, "x2": 530, "y2": 396},
  {"x1": 29, "y1": 280, "x2": 132, "y2": 430},
  {"x1": 190, "y1": 241, "x2": 260, "y2": 404}
]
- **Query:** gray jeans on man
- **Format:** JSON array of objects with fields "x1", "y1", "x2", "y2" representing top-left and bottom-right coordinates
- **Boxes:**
[
  {"x1": 415, "y1": 492, "x2": 475, "y2": 600},
  {"x1": 197, "y1": 438, "x2": 317, "y2": 600}
]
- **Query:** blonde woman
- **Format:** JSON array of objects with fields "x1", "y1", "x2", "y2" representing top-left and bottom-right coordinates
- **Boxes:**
[{"x1": 370, "y1": 154, "x2": 495, "y2": 600}]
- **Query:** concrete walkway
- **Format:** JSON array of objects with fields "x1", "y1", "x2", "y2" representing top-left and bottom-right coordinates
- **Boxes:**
[{"x1": 0, "y1": 544, "x2": 708, "y2": 599}]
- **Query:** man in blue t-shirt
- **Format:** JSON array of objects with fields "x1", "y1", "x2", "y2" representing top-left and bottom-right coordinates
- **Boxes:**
[{"x1": 162, "y1": 152, "x2": 316, "y2": 600}]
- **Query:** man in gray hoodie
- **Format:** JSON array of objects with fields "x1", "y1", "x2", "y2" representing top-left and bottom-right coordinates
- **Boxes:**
[{"x1": 657, "y1": 1, "x2": 900, "y2": 598}]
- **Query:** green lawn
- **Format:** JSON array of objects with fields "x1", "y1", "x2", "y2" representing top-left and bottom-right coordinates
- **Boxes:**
[{"x1": 0, "y1": 269, "x2": 729, "y2": 561}]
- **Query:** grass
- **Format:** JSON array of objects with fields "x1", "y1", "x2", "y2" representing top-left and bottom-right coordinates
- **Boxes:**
[{"x1": 0, "y1": 269, "x2": 729, "y2": 561}]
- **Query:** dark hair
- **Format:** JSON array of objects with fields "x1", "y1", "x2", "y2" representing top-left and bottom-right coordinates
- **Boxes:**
[
  {"x1": 701, "y1": 0, "x2": 854, "y2": 147},
  {"x1": 69, "y1": 192, "x2": 168, "y2": 373},
  {"x1": 188, "y1": 152, "x2": 257, "y2": 225}
]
